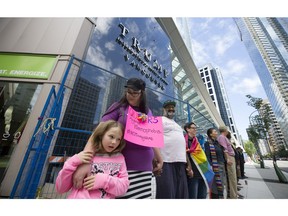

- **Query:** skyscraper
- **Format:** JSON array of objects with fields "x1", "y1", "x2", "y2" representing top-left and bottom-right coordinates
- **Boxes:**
[
  {"x1": 199, "y1": 64, "x2": 241, "y2": 146},
  {"x1": 259, "y1": 99, "x2": 286, "y2": 152},
  {"x1": 234, "y1": 18, "x2": 288, "y2": 148}
]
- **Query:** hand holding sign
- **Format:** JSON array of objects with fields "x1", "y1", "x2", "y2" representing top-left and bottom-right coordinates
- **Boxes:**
[
  {"x1": 124, "y1": 106, "x2": 164, "y2": 148},
  {"x1": 137, "y1": 112, "x2": 147, "y2": 122}
]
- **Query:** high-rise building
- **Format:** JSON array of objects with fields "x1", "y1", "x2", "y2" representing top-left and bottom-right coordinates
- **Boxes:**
[
  {"x1": 198, "y1": 64, "x2": 241, "y2": 146},
  {"x1": 259, "y1": 99, "x2": 286, "y2": 152},
  {"x1": 234, "y1": 18, "x2": 288, "y2": 148}
]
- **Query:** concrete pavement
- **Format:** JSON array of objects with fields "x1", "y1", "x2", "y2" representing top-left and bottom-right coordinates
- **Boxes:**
[
  {"x1": 151, "y1": 160, "x2": 288, "y2": 199},
  {"x1": 238, "y1": 161, "x2": 288, "y2": 199}
]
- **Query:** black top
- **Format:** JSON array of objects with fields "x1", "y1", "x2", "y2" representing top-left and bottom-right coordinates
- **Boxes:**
[
  {"x1": 239, "y1": 151, "x2": 245, "y2": 164},
  {"x1": 204, "y1": 138, "x2": 226, "y2": 165}
]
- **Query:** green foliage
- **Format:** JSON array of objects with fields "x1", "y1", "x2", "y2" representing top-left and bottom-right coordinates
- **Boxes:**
[
  {"x1": 246, "y1": 95, "x2": 273, "y2": 154},
  {"x1": 275, "y1": 145, "x2": 288, "y2": 158},
  {"x1": 246, "y1": 94, "x2": 263, "y2": 110},
  {"x1": 244, "y1": 140, "x2": 257, "y2": 158},
  {"x1": 247, "y1": 126, "x2": 260, "y2": 142}
]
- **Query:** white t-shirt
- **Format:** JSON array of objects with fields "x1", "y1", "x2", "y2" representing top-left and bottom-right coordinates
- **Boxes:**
[{"x1": 160, "y1": 116, "x2": 186, "y2": 163}]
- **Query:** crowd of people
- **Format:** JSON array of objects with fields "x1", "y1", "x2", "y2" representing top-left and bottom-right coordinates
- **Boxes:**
[{"x1": 55, "y1": 77, "x2": 246, "y2": 199}]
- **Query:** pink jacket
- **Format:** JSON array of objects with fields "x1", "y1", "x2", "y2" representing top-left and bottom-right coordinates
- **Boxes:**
[{"x1": 56, "y1": 153, "x2": 129, "y2": 199}]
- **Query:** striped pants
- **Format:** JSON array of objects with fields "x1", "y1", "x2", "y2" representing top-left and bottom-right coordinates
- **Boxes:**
[{"x1": 117, "y1": 170, "x2": 152, "y2": 199}]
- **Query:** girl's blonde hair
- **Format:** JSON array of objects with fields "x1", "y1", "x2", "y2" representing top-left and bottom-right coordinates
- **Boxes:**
[{"x1": 91, "y1": 120, "x2": 125, "y2": 154}]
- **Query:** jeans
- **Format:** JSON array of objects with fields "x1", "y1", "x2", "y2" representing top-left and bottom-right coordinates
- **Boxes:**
[{"x1": 187, "y1": 177, "x2": 207, "y2": 199}]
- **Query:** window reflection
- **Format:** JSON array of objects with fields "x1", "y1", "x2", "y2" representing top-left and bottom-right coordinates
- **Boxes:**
[{"x1": 0, "y1": 82, "x2": 42, "y2": 181}]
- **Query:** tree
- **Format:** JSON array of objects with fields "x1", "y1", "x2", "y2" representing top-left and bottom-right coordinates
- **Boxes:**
[
  {"x1": 246, "y1": 95, "x2": 288, "y2": 183},
  {"x1": 244, "y1": 140, "x2": 256, "y2": 161},
  {"x1": 246, "y1": 95, "x2": 272, "y2": 140},
  {"x1": 246, "y1": 94, "x2": 263, "y2": 110},
  {"x1": 246, "y1": 95, "x2": 272, "y2": 168},
  {"x1": 275, "y1": 145, "x2": 288, "y2": 158}
]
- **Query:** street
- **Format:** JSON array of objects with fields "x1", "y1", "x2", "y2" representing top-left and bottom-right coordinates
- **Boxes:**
[
  {"x1": 263, "y1": 159, "x2": 288, "y2": 173},
  {"x1": 241, "y1": 160, "x2": 288, "y2": 199}
]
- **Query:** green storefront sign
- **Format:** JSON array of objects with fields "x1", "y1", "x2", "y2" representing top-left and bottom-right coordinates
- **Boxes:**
[{"x1": 0, "y1": 53, "x2": 56, "y2": 79}]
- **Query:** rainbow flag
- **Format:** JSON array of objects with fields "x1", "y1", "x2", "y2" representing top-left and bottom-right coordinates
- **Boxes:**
[{"x1": 185, "y1": 135, "x2": 215, "y2": 192}]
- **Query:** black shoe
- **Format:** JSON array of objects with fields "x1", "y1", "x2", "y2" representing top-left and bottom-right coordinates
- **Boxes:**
[
  {"x1": 240, "y1": 176, "x2": 248, "y2": 179},
  {"x1": 238, "y1": 194, "x2": 244, "y2": 199}
]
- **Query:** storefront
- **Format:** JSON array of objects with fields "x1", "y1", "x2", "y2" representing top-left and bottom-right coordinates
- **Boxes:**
[
  {"x1": 0, "y1": 53, "x2": 57, "y2": 184},
  {"x1": 0, "y1": 18, "x2": 94, "y2": 197}
]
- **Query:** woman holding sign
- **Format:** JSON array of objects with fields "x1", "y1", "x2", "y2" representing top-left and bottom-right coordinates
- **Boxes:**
[{"x1": 73, "y1": 78, "x2": 163, "y2": 199}]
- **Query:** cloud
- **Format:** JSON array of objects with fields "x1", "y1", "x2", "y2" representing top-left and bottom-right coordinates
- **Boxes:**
[
  {"x1": 209, "y1": 21, "x2": 239, "y2": 57},
  {"x1": 198, "y1": 18, "x2": 215, "y2": 31},
  {"x1": 95, "y1": 18, "x2": 114, "y2": 35},
  {"x1": 189, "y1": 18, "x2": 239, "y2": 66},
  {"x1": 112, "y1": 67, "x2": 124, "y2": 77},
  {"x1": 125, "y1": 19, "x2": 140, "y2": 36},
  {"x1": 222, "y1": 59, "x2": 247, "y2": 76},
  {"x1": 212, "y1": 34, "x2": 236, "y2": 56},
  {"x1": 216, "y1": 19, "x2": 229, "y2": 28},
  {"x1": 86, "y1": 46, "x2": 112, "y2": 71},
  {"x1": 231, "y1": 76, "x2": 262, "y2": 94},
  {"x1": 190, "y1": 39, "x2": 211, "y2": 67},
  {"x1": 104, "y1": 41, "x2": 115, "y2": 51}
]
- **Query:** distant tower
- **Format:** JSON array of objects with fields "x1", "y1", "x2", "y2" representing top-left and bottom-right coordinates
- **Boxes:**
[
  {"x1": 234, "y1": 18, "x2": 288, "y2": 148},
  {"x1": 198, "y1": 64, "x2": 242, "y2": 146},
  {"x1": 259, "y1": 99, "x2": 286, "y2": 152}
]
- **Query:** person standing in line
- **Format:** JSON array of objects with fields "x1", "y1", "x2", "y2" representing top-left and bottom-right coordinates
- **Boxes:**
[
  {"x1": 226, "y1": 131, "x2": 244, "y2": 199},
  {"x1": 204, "y1": 128, "x2": 226, "y2": 199},
  {"x1": 155, "y1": 100, "x2": 190, "y2": 199},
  {"x1": 184, "y1": 122, "x2": 214, "y2": 199},
  {"x1": 217, "y1": 126, "x2": 238, "y2": 199},
  {"x1": 56, "y1": 120, "x2": 129, "y2": 198},
  {"x1": 237, "y1": 147, "x2": 247, "y2": 179},
  {"x1": 72, "y1": 78, "x2": 163, "y2": 199}
]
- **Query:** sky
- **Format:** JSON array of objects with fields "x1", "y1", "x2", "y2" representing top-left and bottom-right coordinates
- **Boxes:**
[{"x1": 187, "y1": 18, "x2": 267, "y2": 141}]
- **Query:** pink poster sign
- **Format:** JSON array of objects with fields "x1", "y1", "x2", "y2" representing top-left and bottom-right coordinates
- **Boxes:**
[{"x1": 124, "y1": 106, "x2": 164, "y2": 148}]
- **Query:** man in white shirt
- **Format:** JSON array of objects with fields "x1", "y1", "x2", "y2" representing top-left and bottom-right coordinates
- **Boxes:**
[{"x1": 155, "y1": 100, "x2": 190, "y2": 199}]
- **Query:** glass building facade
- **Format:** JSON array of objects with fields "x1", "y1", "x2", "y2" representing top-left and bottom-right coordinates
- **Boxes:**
[
  {"x1": 0, "y1": 17, "x2": 224, "y2": 198},
  {"x1": 81, "y1": 18, "x2": 221, "y2": 134},
  {"x1": 234, "y1": 18, "x2": 288, "y2": 148}
]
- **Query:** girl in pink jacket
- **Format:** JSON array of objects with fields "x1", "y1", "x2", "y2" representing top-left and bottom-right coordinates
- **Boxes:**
[{"x1": 56, "y1": 120, "x2": 129, "y2": 199}]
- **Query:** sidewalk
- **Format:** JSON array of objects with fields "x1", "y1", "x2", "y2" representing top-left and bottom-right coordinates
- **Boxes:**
[{"x1": 238, "y1": 161, "x2": 288, "y2": 199}]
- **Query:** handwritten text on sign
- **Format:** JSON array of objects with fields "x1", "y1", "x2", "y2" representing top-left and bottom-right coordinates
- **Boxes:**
[{"x1": 124, "y1": 106, "x2": 164, "y2": 148}]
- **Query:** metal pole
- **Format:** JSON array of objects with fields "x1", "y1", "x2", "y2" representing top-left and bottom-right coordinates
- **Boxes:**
[{"x1": 186, "y1": 101, "x2": 191, "y2": 122}]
